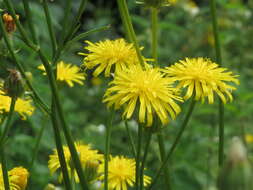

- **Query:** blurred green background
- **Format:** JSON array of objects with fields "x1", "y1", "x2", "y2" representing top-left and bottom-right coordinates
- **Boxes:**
[{"x1": 0, "y1": 0, "x2": 253, "y2": 189}]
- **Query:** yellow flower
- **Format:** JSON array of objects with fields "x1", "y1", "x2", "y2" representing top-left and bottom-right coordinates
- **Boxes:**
[
  {"x1": 38, "y1": 61, "x2": 85, "y2": 87},
  {"x1": 79, "y1": 39, "x2": 149, "y2": 77},
  {"x1": 48, "y1": 142, "x2": 103, "y2": 183},
  {"x1": 9, "y1": 167, "x2": 29, "y2": 190},
  {"x1": 0, "y1": 165, "x2": 29, "y2": 190},
  {"x1": 0, "y1": 83, "x2": 34, "y2": 119},
  {"x1": 98, "y1": 156, "x2": 151, "y2": 190},
  {"x1": 245, "y1": 134, "x2": 253, "y2": 144},
  {"x1": 103, "y1": 65, "x2": 182, "y2": 126},
  {"x1": 163, "y1": 57, "x2": 239, "y2": 104}
]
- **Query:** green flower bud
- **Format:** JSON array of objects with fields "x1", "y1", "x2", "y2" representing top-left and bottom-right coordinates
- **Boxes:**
[
  {"x1": 138, "y1": 0, "x2": 176, "y2": 8},
  {"x1": 4, "y1": 69, "x2": 24, "y2": 98},
  {"x1": 84, "y1": 160, "x2": 99, "y2": 182},
  {"x1": 217, "y1": 137, "x2": 253, "y2": 190}
]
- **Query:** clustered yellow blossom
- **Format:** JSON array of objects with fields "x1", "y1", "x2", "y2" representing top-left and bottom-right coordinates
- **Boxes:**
[
  {"x1": 48, "y1": 142, "x2": 103, "y2": 183},
  {"x1": 0, "y1": 165, "x2": 29, "y2": 190},
  {"x1": 79, "y1": 39, "x2": 150, "y2": 77},
  {"x1": 103, "y1": 65, "x2": 182, "y2": 126},
  {"x1": 98, "y1": 156, "x2": 151, "y2": 190},
  {"x1": 0, "y1": 83, "x2": 34, "y2": 119},
  {"x1": 163, "y1": 57, "x2": 239, "y2": 104},
  {"x1": 38, "y1": 61, "x2": 85, "y2": 87}
]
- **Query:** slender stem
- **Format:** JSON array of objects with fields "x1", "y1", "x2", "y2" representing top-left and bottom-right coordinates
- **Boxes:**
[
  {"x1": 104, "y1": 111, "x2": 114, "y2": 190},
  {"x1": 151, "y1": 8, "x2": 158, "y2": 65},
  {"x1": 148, "y1": 98, "x2": 196, "y2": 190},
  {"x1": 125, "y1": 121, "x2": 137, "y2": 157},
  {"x1": 63, "y1": 0, "x2": 87, "y2": 43},
  {"x1": 42, "y1": 0, "x2": 57, "y2": 56},
  {"x1": 22, "y1": 0, "x2": 38, "y2": 43},
  {"x1": 140, "y1": 129, "x2": 152, "y2": 190},
  {"x1": 61, "y1": 0, "x2": 72, "y2": 42},
  {"x1": 116, "y1": 0, "x2": 145, "y2": 68},
  {"x1": 0, "y1": 16, "x2": 50, "y2": 115},
  {"x1": 0, "y1": 147, "x2": 10, "y2": 190},
  {"x1": 0, "y1": 98, "x2": 16, "y2": 146},
  {"x1": 29, "y1": 118, "x2": 47, "y2": 169},
  {"x1": 135, "y1": 123, "x2": 143, "y2": 190},
  {"x1": 157, "y1": 132, "x2": 172, "y2": 190},
  {"x1": 38, "y1": 50, "x2": 89, "y2": 190},
  {"x1": 51, "y1": 101, "x2": 72, "y2": 190},
  {"x1": 210, "y1": 0, "x2": 224, "y2": 167},
  {"x1": 0, "y1": 97, "x2": 16, "y2": 190}
]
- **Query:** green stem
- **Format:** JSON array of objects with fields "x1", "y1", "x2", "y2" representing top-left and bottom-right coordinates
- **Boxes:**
[
  {"x1": 0, "y1": 147, "x2": 10, "y2": 190},
  {"x1": 125, "y1": 121, "x2": 137, "y2": 157},
  {"x1": 151, "y1": 8, "x2": 158, "y2": 65},
  {"x1": 61, "y1": 0, "x2": 72, "y2": 42},
  {"x1": 0, "y1": 98, "x2": 16, "y2": 146},
  {"x1": 51, "y1": 101, "x2": 72, "y2": 190},
  {"x1": 104, "y1": 111, "x2": 114, "y2": 190},
  {"x1": 42, "y1": 0, "x2": 58, "y2": 56},
  {"x1": 157, "y1": 132, "x2": 172, "y2": 190},
  {"x1": 116, "y1": 0, "x2": 145, "y2": 68},
  {"x1": 210, "y1": 0, "x2": 224, "y2": 167},
  {"x1": 0, "y1": 98, "x2": 16, "y2": 190},
  {"x1": 29, "y1": 118, "x2": 47, "y2": 169},
  {"x1": 38, "y1": 50, "x2": 89, "y2": 190},
  {"x1": 22, "y1": 0, "x2": 38, "y2": 43},
  {"x1": 140, "y1": 128, "x2": 152, "y2": 190},
  {"x1": 148, "y1": 98, "x2": 196, "y2": 190},
  {"x1": 136, "y1": 123, "x2": 143, "y2": 190},
  {"x1": 0, "y1": 16, "x2": 50, "y2": 115},
  {"x1": 63, "y1": 0, "x2": 87, "y2": 43}
]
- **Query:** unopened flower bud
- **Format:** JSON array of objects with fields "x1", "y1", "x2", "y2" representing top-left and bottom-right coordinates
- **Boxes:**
[
  {"x1": 44, "y1": 184, "x2": 56, "y2": 190},
  {"x1": 4, "y1": 69, "x2": 24, "y2": 98},
  {"x1": 84, "y1": 160, "x2": 100, "y2": 182},
  {"x1": 138, "y1": 0, "x2": 176, "y2": 8},
  {"x1": 217, "y1": 137, "x2": 253, "y2": 190},
  {"x1": 2, "y1": 13, "x2": 19, "y2": 33}
]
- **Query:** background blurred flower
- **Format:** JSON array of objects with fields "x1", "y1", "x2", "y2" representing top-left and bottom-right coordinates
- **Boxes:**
[
  {"x1": 98, "y1": 156, "x2": 151, "y2": 190},
  {"x1": 38, "y1": 61, "x2": 85, "y2": 87},
  {"x1": 163, "y1": 57, "x2": 239, "y2": 104},
  {"x1": 103, "y1": 65, "x2": 182, "y2": 126}
]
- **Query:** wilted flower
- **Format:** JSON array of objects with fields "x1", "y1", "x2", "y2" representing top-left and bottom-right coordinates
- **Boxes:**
[{"x1": 2, "y1": 13, "x2": 19, "y2": 33}]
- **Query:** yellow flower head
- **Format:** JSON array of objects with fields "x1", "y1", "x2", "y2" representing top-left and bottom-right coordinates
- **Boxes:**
[
  {"x1": 79, "y1": 39, "x2": 149, "y2": 77},
  {"x1": 38, "y1": 61, "x2": 85, "y2": 87},
  {"x1": 9, "y1": 167, "x2": 29, "y2": 190},
  {"x1": 245, "y1": 134, "x2": 253, "y2": 144},
  {"x1": 103, "y1": 65, "x2": 182, "y2": 126},
  {"x1": 0, "y1": 165, "x2": 29, "y2": 190},
  {"x1": 98, "y1": 156, "x2": 151, "y2": 190},
  {"x1": 48, "y1": 142, "x2": 103, "y2": 183},
  {"x1": 163, "y1": 57, "x2": 239, "y2": 104},
  {"x1": 0, "y1": 83, "x2": 34, "y2": 119}
]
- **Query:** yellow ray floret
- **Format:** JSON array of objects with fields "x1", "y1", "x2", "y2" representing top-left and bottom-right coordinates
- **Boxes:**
[
  {"x1": 103, "y1": 65, "x2": 183, "y2": 126},
  {"x1": 0, "y1": 83, "x2": 34, "y2": 119},
  {"x1": 163, "y1": 57, "x2": 239, "y2": 104},
  {"x1": 79, "y1": 38, "x2": 150, "y2": 77},
  {"x1": 98, "y1": 156, "x2": 151, "y2": 190},
  {"x1": 38, "y1": 61, "x2": 85, "y2": 87},
  {"x1": 48, "y1": 142, "x2": 103, "y2": 183},
  {"x1": 0, "y1": 165, "x2": 29, "y2": 190}
]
